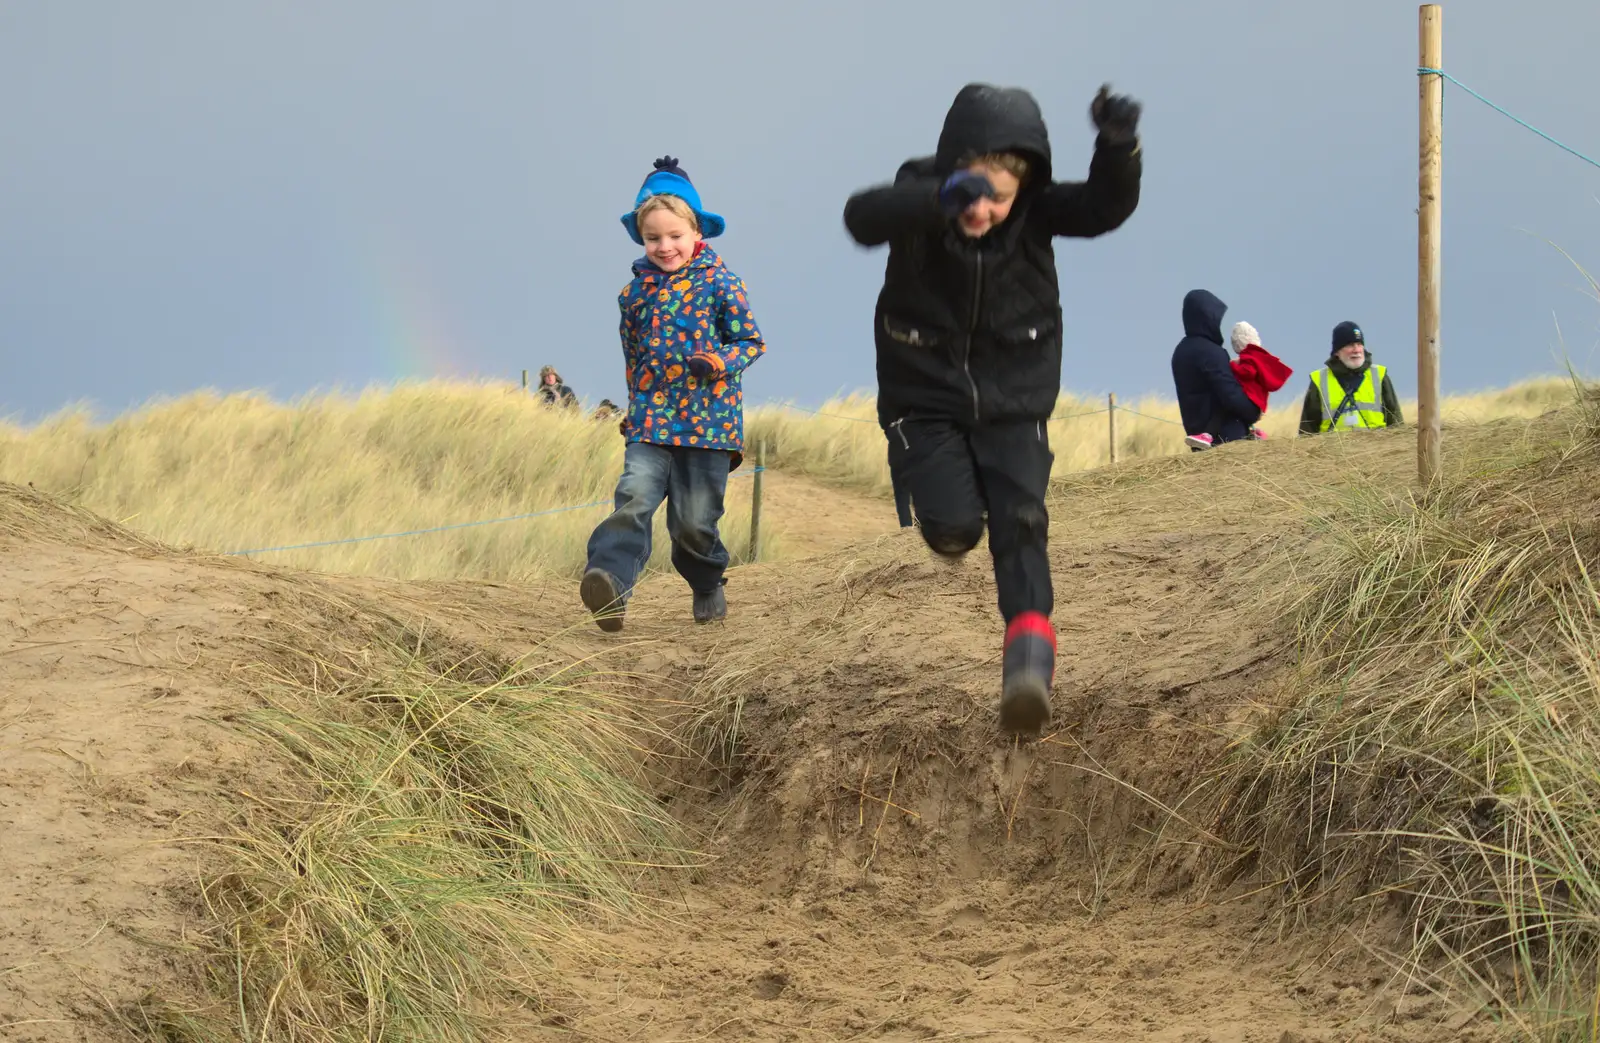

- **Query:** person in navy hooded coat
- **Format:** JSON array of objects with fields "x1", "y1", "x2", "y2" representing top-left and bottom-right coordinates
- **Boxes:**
[{"x1": 1169, "y1": 289, "x2": 1262, "y2": 448}]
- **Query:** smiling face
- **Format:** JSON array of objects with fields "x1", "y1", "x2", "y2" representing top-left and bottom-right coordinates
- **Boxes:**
[
  {"x1": 1336, "y1": 342, "x2": 1367, "y2": 368},
  {"x1": 637, "y1": 197, "x2": 701, "y2": 273},
  {"x1": 955, "y1": 162, "x2": 1023, "y2": 238}
]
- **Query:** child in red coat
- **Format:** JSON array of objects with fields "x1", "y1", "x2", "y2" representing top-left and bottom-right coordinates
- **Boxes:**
[{"x1": 1184, "y1": 321, "x2": 1293, "y2": 448}]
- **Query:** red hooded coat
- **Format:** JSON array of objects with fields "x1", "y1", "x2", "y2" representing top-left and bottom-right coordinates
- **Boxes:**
[{"x1": 1230, "y1": 344, "x2": 1294, "y2": 413}]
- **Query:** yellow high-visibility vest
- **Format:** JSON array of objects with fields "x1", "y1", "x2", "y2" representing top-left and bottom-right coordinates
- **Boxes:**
[{"x1": 1316, "y1": 364, "x2": 1387, "y2": 431}]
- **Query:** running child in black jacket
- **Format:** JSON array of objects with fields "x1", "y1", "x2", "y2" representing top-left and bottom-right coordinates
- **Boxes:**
[{"x1": 843, "y1": 82, "x2": 1143, "y2": 733}]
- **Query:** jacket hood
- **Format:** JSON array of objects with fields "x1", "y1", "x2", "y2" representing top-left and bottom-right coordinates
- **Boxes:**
[
  {"x1": 934, "y1": 83, "x2": 1053, "y2": 183},
  {"x1": 1181, "y1": 289, "x2": 1227, "y2": 343},
  {"x1": 1235, "y1": 344, "x2": 1294, "y2": 393}
]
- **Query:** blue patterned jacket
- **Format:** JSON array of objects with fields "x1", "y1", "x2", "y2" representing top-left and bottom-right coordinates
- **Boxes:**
[{"x1": 617, "y1": 243, "x2": 766, "y2": 454}]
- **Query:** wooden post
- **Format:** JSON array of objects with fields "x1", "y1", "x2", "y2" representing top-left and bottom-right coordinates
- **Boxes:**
[
  {"x1": 1107, "y1": 392, "x2": 1119, "y2": 466},
  {"x1": 1418, "y1": 4, "x2": 1443, "y2": 485},
  {"x1": 521, "y1": 368, "x2": 529, "y2": 390},
  {"x1": 748, "y1": 440, "x2": 765, "y2": 562}
]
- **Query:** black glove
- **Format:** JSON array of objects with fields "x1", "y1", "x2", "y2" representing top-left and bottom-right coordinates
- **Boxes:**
[
  {"x1": 1089, "y1": 84, "x2": 1141, "y2": 146},
  {"x1": 685, "y1": 354, "x2": 718, "y2": 380},
  {"x1": 937, "y1": 170, "x2": 995, "y2": 216}
]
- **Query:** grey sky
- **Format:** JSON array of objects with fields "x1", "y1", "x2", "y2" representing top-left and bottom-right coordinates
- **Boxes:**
[{"x1": 2, "y1": 0, "x2": 1597, "y2": 424}]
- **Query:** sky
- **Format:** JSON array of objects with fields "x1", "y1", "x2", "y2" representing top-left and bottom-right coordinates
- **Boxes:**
[{"x1": 2, "y1": 0, "x2": 1598, "y2": 424}]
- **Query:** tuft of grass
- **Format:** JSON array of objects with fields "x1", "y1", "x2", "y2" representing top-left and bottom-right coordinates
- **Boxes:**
[
  {"x1": 1208, "y1": 391, "x2": 1600, "y2": 1037},
  {"x1": 136, "y1": 652, "x2": 695, "y2": 1042}
]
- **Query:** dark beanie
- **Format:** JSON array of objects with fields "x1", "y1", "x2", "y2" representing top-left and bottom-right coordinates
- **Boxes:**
[{"x1": 1332, "y1": 321, "x2": 1365, "y2": 350}]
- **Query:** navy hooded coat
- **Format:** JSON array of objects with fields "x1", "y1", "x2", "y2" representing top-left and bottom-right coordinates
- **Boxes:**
[{"x1": 1169, "y1": 289, "x2": 1262, "y2": 444}]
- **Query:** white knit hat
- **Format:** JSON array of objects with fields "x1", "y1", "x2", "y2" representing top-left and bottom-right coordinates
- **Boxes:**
[{"x1": 1229, "y1": 321, "x2": 1259, "y2": 356}]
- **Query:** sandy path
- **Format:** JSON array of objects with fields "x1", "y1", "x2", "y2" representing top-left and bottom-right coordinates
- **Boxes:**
[
  {"x1": 757, "y1": 471, "x2": 903, "y2": 560},
  {"x1": 0, "y1": 427, "x2": 1513, "y2": 1041},
  {"x1": 527, "y1": 432, "x2": 1490, "y2": 1043}
]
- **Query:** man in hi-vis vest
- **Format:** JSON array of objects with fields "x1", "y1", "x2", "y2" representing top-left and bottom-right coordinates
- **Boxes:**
[{"x1": 1298, "y1": 321, "x2": 1404, "y2": 435}]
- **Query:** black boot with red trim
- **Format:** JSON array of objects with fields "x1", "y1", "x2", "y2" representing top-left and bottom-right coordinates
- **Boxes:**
[{"x1": 999, "y1": 610, "x2": 1055, "y2": 734}]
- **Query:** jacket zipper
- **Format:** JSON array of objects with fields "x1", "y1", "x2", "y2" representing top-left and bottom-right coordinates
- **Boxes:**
[
  {"x1": 963, "y1": 252, "x2": 983, "y2": 423},
  {"x1": 890, "y1": 416, "x2": 910, "y2": 449}
]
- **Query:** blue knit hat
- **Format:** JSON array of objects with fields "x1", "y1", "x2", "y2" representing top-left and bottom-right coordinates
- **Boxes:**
[{"x1": 620, "y1": 156, "x2": 726, "y2": 246}]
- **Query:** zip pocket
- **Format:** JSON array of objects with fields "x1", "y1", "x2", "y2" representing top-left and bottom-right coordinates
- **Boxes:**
[
  {"x1": 882, "y1": 315, "x2": 940, "y2": 348},
  {"x1": 995, "y1": 317, "x2": 1059, "y2": 348}
]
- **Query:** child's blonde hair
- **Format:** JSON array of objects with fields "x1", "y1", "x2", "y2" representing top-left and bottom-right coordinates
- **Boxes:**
[
  {"x1": 633, "y1": 194, "x2": 701, "y2": 231},
  {"x1": 963, "y1": 152, "x2": 1033, "y2": 185}
]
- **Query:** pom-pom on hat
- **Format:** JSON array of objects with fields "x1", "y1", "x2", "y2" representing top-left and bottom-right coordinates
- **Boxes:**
[{"x1": 620, "y1": 156, "x2": 726, "y2": 246}]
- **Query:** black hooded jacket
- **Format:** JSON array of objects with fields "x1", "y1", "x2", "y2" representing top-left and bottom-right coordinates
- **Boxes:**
[
  {"x1": 1169, "y1": 289, "x2": 1262, "y2": 444},
  {"x1": 843, "y1": 84, "x2": 1142, "y2": 427}
]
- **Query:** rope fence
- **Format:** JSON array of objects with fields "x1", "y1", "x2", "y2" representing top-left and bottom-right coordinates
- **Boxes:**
[
  {"x1": 769, "y1": 400, "x2": 1176, "y2": 426},
  {"x1": 765, "y1": 395, "x2": 1182, "y2": 469},
  {"x1": 1412, "y1": 21, "x2": 1600, "y2": 477},
  {"x1": 224, "y1": 466, "x2": 766, "y2": 558},
  {"x1": 1417, "y1": 66, "x2": 1600, "y2": 172},
  {"x1": 224, "y1": 394, "x2": 1194, "y2": 560},
  {"x1": 1116, "y1": 407, "x2": 1182, "y2": 426}
]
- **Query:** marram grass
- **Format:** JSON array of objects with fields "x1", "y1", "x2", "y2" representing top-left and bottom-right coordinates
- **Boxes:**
[
  {"x1": 0, "y1": 376, "x2": 1574, "y2": 581},
  {"x1": 1210, "y1": 389, "x2": 1600, "y2": 1038},
  {"x1": 123, "y1": 652, "x2": 696, "y2": 1042}
]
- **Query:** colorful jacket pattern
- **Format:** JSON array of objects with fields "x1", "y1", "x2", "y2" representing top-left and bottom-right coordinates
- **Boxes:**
[{"x1": 617, "y1": 243, "x2": 765, "y2": 454}]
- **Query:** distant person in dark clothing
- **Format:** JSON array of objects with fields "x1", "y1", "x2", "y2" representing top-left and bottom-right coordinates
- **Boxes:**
[
  {"x1": 536, "y1": 365, "x2": 578, "y2": 408},
  {"x1": 1169, "y1": 289, "x2": 1263, "y2": 449},
  {"x1": 1298, "y1": 321, "x2": 1404, "y2": 434}
]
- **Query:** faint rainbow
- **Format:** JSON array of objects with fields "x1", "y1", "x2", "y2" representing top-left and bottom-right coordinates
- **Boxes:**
[{"x1": 351, "y1": 223, "x2": 472, "y2": 384}]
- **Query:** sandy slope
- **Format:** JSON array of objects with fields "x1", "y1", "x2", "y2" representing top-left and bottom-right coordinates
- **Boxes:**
[
  {"x1": 528, "y1": 428, "x2": 1504, "y2": 1043},
  {"x1": 0, "y1": 427, "x2": 1538, "y2": 1041},
  {"x1": 0, "y1": 505, "x2": 289, "y2": 1040}
]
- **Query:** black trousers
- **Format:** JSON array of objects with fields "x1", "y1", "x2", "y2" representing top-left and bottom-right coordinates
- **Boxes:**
[
  {"x1": 899, "y1": 417, "x2": 1054, "y2": 622},
  {"x1": 886, "y1": 435, "x2": 914, "y2": 527}
]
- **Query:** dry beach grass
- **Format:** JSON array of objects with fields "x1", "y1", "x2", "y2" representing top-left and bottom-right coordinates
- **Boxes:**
[{"x1": 0, "y1": 376, "x2": 1575, "y2": 581}]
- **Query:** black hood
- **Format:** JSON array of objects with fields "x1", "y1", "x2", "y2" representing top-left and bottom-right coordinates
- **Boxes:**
[
  {"x1": 934, "y1": 83, "x2": 1053, "y2": 183},
  {"x1": 1181, "y1": 289, "x2": 1227, "y2": 344}
]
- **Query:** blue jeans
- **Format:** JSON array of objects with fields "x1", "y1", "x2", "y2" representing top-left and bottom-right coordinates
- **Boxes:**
[{"x1": 585, "y1": 442, "x2": 732, "y2": 597}]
